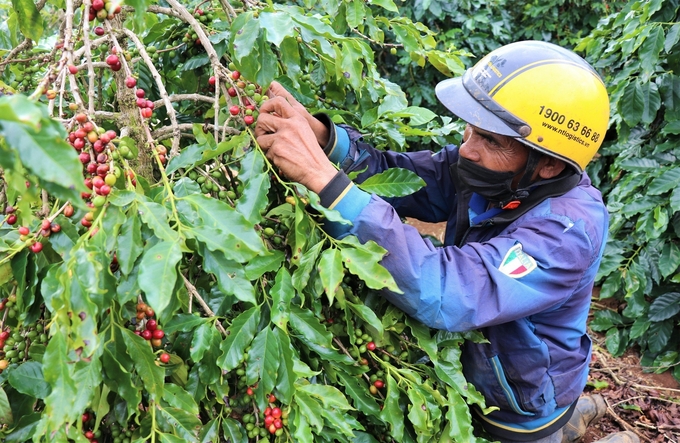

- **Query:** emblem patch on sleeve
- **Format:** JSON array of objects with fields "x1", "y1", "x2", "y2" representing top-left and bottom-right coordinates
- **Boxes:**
[{"x1": 498, "y1": 243, "x2": 537, "y2": 278}]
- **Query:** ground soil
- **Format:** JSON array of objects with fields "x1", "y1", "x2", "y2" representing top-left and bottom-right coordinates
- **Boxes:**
[{"x1": 405, "y1": 219, "x2": 680, "y2": 443}]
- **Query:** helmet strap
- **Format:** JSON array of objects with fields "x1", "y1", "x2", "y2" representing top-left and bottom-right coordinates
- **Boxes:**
[{"x1": 516, "y1": 149, "x2": 543, "y2": 191}]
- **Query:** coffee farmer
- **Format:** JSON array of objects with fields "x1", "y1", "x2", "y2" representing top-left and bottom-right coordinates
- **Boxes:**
[{"x1": 255, "y1": 41, "x2": 637, "y2": 443}]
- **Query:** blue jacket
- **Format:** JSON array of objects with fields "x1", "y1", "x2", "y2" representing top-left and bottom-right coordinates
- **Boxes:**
[{"x1": 318, "y1": 124, "x2": 609, "y2": 438}]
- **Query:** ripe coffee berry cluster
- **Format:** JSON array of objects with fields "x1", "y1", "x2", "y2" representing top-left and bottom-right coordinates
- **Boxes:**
[
  {"x1": 105, "y1": 53, "x2": 122, "y2": 72},
  {"x1": 15, "y1": 218, "x2": 61, "y2": 254},
  {"x1": 68, "y1": 112, "x2": 125, "y2": 227},
  {"x1": 223, "y1": 68, "x2": 265, "y2": 127},
  {"x1": 262, "y1": 396, "x2": 287, "y2": 436},
  {"x1": 4, "y1": 205, "x2": 17, "y2": 226},
  {"x1": 133, "y1": 87, "x2": 155, "y2": 119},
  {"x1": 133, "y1": 303, "x2": 165, "y2": 347},
  {"x1": 87, "y1": 0, "x2": 122, "y2": 23}
]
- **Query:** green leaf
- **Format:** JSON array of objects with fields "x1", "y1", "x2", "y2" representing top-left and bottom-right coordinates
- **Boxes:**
[
  {"x1": 120, "y1": 327, "x2": 165, "y2": 400},
  {"x1": 135, "y1": 198, "x2": 180, "y2": 243},
  {"x1": 163, "y1": 384, "x2": 199, "y2": 416},
  {"x1": 620, "y1": 81, "x2": 644, "y2": 127},
  {"x1": 158, "y1": 406, "x2": 202, "y2": 441},
  {"x1": 116, "y1": 214, "x2": 143, "y2": 276},
  {"x1": 271, "y1": 267, "x2": 294, "y2": 332},
  {"x1": 164, "y1": 314, "x2": 208, "y2": 334},
  {"x1": 296, "y1": 384, "x2": 354, "y2": 410},
  {"x1": 181, "y1": 193, "x2": 265, "y2": 262},
  {"x1": 648, "y1": 167, "x2": 680, "y2": 195},
  {"x1": 358, "y1": 167, "x2": 425, "y2": 198},
  {"x1": 345, "y1": 1, "x2": 365, "y2": 28},
  {"x1": 0, "y1": 387, "x2": 13, "y2": 427},
  {"x1": 292, "y1": 240, "x2": 323, "y2": 293},
  {"x1": 605, "y1": 327, "x2": 628, "y2": 357},
  {"x1": 236, "y1": 164, "x2": 270, "y2": 225},
  {"x1": 641, "y1": 82, "x2": 661, "y2": 125},
  {"x1": 340, "y1": 42, "x2": 364, "y2": 89},
  {"x1": 200, "y1": 247, "x2": 256, "y2": 304},
  {"x1": 138, "y1": 241, "x2": 182, "y2": 316},
  {"x1": 289, "y1": 305, "x2": 355, "y2": 365},
  {"x1": 3, "y1": 413, "x2": 40, "y2": 443},
  {"x1": 372, "y1": 0, "x2": 399, "y2": 12},
  {"x1": 380, "y1": 373, "x2": 404, "y2": 440},
  {"x1": 217, "y1": 306, "x2": 260, "y2": 371},
  {"x1": 639, "y1": 25, "x2": 664, "y2": 77},
  {"x1": 319, "y1": 406, "x2": 363, "y2": 437},
  {"x1": 444, "y1": 386, "x2": 475, "y2": 442},
  {"x1": 102, "y1": 347, "x2": 141, "y2": 421},
  {"x1": 199, "y1": 418, "x2": 220, "y2": 443},
  {"x1": 648, "y1": 292, "x2": 680, "y2": 321},
  {"x1": 339, "y1": 236, "x2": 400, "y2": 292},
  {"x1": 659, "y1": 243, "x2": 680, "y2": 278},
  {"x1": 259, "y1": 11, "x2": 295, "y2": 46},
  {"x1": 8, "y1": 361, "x2": 50, "y2": 399},
  {"x1": 11, "y1": 0, "x2": 43, "y2": 41},
  {"x1": 159, "y1": 433, "x2": 187, "y2": 443},
  {"x1": 222, "y1": 417, "x2": 247, "y2": 443},
  {"x1": 0, "y1": 119, "x2": 86, "y2": 204},
  {"x1": 124, "y1": 0, "x2": 152, "y2": 29},
  {"x1": 317, "y1": 248, "x2": 343, "y2": 305},
  {"x1": 590, "y1": 310, "x2": 623, "y2": 331},
  {"x1": 190, "y1": 322, "x2": 216, "y2": 364},
  {"x1": 232, "y1": 12, "x2": 260, "y2": 63},
  {"x1": 246, "y1": 327, "x2": 280, "y2": 398},
  {"x1": 335, "y1": 371, "x2": 381, "y2": 417},
  {"x1": 293, "y1": 391, "x2": 324, "y2": 433},
  {"x1": 647, "y1": 319, "x2": 673, "y2": 354},
  {"x1": 273, "y1": 328, "x2": 296, "y2": 403},
  {"x1": 244, "y1": 250, "x2": 285, "y2": 280},
  {"x1": 40, "y1": 331, "x2": 77, "y2": 431},
  {"x1": 346, "y1": 301, "x2": 384, "y2": 339}
]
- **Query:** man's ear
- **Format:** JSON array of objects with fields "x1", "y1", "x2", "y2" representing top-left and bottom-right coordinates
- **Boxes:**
[{"x1": 537, "y1": 156, "x2": 567, "y2": 180}]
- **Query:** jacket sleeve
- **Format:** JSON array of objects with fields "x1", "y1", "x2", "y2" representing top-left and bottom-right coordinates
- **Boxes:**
[{"x1": 319, "y1": 123, "x2": 458, "y2": 224}]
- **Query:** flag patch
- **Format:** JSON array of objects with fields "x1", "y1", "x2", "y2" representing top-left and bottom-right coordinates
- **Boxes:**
[{"x1": 498, "y1": 243, "x2": 537, "y2": 278}]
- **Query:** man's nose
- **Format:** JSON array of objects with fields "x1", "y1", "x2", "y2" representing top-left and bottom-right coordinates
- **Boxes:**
[{"x1": 459, "y1": 137, "x2": 481, "y2": 162}]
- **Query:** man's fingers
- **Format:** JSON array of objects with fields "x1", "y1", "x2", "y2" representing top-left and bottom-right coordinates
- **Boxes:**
[
  {"x1": 256, "y1": 132, "x2": 276, "y2": 150},
  {"x1": 260, "y1": 96, "x2": 299, "y2": 120},
  {"x1": 254, "y1": 112, "x2": 282, "y2": 137}
]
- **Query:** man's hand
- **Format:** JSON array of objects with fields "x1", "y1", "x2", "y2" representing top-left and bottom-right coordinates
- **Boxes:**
[
  {"x1": 255, "y1": 96, "x2": 338, "y2": 194},
  {"x1": 263, "y1": 82, "x2": 330, "y2": 147}
]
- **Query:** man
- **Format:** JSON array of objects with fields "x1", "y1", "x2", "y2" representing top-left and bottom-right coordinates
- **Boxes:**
[{"x1": 255, "y1": 41, "x2": 638, "y2": 443}]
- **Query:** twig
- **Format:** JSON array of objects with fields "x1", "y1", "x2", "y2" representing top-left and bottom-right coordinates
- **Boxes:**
[
  {"x1": 82, "y1": 0, "x2": 96, "y2": 114},
  {"x1": 165, "y1": 0, "x2": 225, "y2": 149},
  {"x1": 152, "y1": 93, "x2": 215, "y2": 108},
  {"x1": 604, "y1": 400, "x2": 651, "y2": 442},
  {"x1": 151, "y1": 123, "x2": 237, "y2": 141},
  {"x1": 122, "y1": 28, "x2": 181, "y2": 156},
  {"x1": 0, "y1": 39, "x2": 32, "y2": 75},
  {"x1": 182, "y1": 274, "x2": 227, "y2": 336}
]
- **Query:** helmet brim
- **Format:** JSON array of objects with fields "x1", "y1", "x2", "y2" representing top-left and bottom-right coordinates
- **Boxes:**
[{"x1": 435, "y1": 76, "x2": 522, "y2": 138}]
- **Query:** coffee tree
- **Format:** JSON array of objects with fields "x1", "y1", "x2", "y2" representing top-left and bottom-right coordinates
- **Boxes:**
[{"x1": 0, "y1": 0, "x2": 497, "y2": 442}]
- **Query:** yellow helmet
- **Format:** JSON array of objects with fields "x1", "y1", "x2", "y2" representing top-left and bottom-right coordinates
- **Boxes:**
[{"x1": 435, "y1": 40, "x2": 610, "y2": 173}]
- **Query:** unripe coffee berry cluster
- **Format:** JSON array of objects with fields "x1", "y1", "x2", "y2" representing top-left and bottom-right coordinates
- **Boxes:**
[
  {"x1": 15, "y1": 217, "x2": 61, "y2": 254},
  {"x1": 0, "y1": 319, "x2": 48, "y2": 370}
]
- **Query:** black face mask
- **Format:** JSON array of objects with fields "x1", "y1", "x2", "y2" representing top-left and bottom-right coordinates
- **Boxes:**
[{"x1": 454, "y1": 156, "x2": 531, "y2": 206}]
